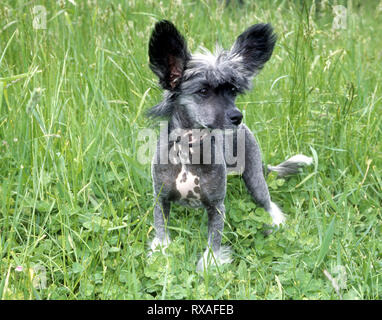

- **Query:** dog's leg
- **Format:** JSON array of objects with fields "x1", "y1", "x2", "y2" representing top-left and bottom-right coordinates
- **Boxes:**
[
  {"x1": 197, "y1": 203, "x2": 232, "y2": 272},
  {"x1": 241, "y1": 124, "x2": 286, "y2": 227},
  {"x1": 150, "y1": 200, "x2": 171, "y2": 254}
]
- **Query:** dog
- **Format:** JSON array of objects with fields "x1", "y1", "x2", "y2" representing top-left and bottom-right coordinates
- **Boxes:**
[{"x1": 147, "y1": 20, "x2": 312, "y2": 272}]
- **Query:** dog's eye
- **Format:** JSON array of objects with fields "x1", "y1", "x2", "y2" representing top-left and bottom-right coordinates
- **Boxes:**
[
  {"x1": 231, "y1": 86, "x2": 238, "y2": 96},
  {"x1": 198, "y1": 88, "x2": 209, "y2": 96}
]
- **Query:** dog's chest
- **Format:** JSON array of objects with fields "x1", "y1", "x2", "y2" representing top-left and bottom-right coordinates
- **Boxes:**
[{"x1": 175, "y1": 165, "x2": 202, "y2": 208}]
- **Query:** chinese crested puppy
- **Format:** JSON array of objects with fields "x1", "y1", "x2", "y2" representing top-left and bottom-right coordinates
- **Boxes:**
[{"x1": 147, "y1": 20, "x2": 312, "y2": 272}]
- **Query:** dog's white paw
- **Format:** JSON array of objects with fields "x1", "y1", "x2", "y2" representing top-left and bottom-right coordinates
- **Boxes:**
[
  {"x1": 148, "y1": 235, "x2": 171, "y2": 257},
  {"x1": 196, "y1": 246, "x2": 232, "y2": 273},
  {"x1": 268, "y1": 201, "x2": 286, "y2": 227}
]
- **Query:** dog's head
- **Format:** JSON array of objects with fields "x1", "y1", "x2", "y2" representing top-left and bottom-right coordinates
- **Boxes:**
[{"x1": 148, "y1": 20, "x2": 276, "y2": 129}]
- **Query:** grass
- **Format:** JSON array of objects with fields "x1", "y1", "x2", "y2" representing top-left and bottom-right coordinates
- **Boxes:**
[{"x1": 0, "y1": 0, "x2": 381, "y2": 300}]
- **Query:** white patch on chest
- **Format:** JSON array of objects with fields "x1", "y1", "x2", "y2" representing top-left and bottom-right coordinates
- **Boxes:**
[{"x1": 176, "y1": 165, "x2": 201, "y2": 207}]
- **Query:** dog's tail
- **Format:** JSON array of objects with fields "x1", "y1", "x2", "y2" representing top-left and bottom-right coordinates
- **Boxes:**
[{"x1": 267, "y1": 154, "x2": 313, "y2": 177}]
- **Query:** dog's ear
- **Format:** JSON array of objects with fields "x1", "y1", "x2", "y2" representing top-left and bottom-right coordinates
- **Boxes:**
[
  {"x1": 149, "y1": 20, "x2": 190, "y2": 90},
  {"x1": 230, "y1": 23, "x2": 276, "y2": 77}
]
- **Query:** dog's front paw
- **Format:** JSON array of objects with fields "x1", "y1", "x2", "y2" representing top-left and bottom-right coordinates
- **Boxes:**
[
  {"x1": 148, "y1": 236, "x2": 171, "y2": 257},
  {"x1": 268, "y1": 201, "x2": 286, "y2": 227},
  {"x1": 196, "y1": 246, "x2": 232, "y2": 273}
]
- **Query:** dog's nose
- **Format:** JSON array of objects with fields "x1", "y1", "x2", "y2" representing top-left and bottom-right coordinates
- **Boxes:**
[{"x1": 228, "y1": 109, "x2": 243, "y2": 126}]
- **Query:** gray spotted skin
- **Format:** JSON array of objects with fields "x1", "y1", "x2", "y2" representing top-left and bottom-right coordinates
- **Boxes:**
[
  {"x1": 151, "y1": 128, "x2": 228, "y2": 262},
  {"x1": 150, "y1": 122, "x2": 276, "y2": 270}
]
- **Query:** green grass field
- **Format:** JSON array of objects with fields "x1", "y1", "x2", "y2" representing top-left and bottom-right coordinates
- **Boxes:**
[{"x1": 0, "y1": 0, "x2": 381, "y2": 300}]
